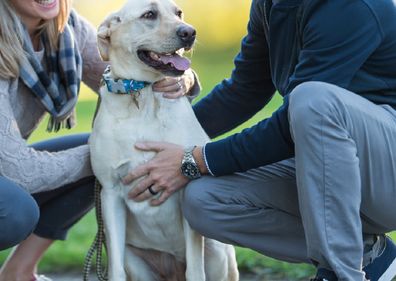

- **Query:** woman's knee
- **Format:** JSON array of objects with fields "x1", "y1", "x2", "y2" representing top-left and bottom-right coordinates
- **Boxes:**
[{"x1": 0, "y1": 179, "x2": 40, "y2": 250}]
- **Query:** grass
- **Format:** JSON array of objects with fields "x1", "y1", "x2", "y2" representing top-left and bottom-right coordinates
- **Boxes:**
[{"x1": 1, "y1": 49, "x2": 395, "y2": 280}]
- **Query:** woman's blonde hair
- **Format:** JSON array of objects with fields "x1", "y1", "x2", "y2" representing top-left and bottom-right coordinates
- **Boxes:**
[{"x1": 0, "y1": 0, "x2": 71, "y2": 79}]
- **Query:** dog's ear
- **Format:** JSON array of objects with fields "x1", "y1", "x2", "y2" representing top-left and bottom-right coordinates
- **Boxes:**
[{"x1": 97, "y1": 13, "x2": 122, "y2": 61}]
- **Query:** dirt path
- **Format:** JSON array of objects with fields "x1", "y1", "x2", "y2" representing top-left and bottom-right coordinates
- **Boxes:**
[{"x1": 47, "y1": 272, "x2": 276, "y2": 281}]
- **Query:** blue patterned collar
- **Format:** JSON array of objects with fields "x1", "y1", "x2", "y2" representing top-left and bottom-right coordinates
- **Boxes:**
[{"x1": 102, "y1": 66, "x2": 150, "y2": 95}]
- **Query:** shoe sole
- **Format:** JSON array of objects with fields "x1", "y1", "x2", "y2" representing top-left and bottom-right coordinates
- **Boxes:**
[{"x1": 378, "y1": 257, "x2": 396, "y2": 281}]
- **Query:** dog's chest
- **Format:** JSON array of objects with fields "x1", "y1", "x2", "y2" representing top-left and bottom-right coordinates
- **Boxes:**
[
  {"x1": 109, "y1": 102, "x2": 191, "y2": 164},
  {"x1": 91, "y1": 91, "x2": 208, "y2": 171}
]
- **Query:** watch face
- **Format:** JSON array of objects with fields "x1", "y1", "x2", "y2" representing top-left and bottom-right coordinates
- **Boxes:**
[{"x1": 181, "y1": 161, "x2": 201, "y2": 179}]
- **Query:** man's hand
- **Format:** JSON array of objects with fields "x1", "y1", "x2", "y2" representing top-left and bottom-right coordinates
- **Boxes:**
[{"x1": 123, "y1": 141, "x2": 190, "y2": 206}]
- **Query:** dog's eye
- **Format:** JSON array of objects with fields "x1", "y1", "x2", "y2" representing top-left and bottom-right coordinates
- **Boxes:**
[
  {"x1": 141, "y1": 11, "x2": 157, "y2": 20},
  {"x1": 176, "y1": 10, "x2": 183, "y2": 19}
]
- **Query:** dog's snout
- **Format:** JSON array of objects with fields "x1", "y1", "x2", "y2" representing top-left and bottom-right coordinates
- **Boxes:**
[{"x1": 177, "y1": 25, "x2": 196, "y2": 46}]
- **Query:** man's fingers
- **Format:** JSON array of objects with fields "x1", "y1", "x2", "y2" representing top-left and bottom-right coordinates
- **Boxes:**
[
  {"x1": 122, "y1": 165, "x2": 149, "y2": 185},
  {"x1": 131, "y1": 187, "x2": 155, "y2": 202},
  {"x1": 135, "y1": 141, "x2": 170, "y2": 152},
  {"x1": 150, "y1": 190, "x2": 171, "y2": 206},
  {"x1": 127, "y1": 176, "x2": 152, "y2": 198}
]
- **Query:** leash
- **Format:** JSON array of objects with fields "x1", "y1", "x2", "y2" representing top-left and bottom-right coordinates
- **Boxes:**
[
  {"x1": 82, "y1": 179, "x2": 108, "y2": 281},
  {"x1": 83, "y1": 92, "x2": 108, "y2": 281}
]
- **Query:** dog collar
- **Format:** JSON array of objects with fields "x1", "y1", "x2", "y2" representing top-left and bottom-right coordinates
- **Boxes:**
[{"x1": 102, "y1": 66, "x2": 150, "y2": 94}]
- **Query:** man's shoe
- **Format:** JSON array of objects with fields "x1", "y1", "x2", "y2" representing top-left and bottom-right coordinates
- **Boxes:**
[
  {"x1": 310, "y1": 268, "x2": 337, "y2": 281},
  {"x1": 364, "y1": 236, "x2": 396, "y2": 281},
  {"x1": 310, "y1": 236, "x2": 396, "y2": 281}
]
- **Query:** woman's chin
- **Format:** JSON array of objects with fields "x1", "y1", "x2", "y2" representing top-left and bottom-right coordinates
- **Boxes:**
[{"x1": 33, "y1": 0, "x2": 60, "y2": 20}]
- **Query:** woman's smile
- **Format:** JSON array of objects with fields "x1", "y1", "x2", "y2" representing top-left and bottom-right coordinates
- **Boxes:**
[
  {"x1": 10, "y1": 0, "x2": 60, "y2": 34},
  {"x1": 34, "y1": 0, "x2": 58, "y2": 9}
]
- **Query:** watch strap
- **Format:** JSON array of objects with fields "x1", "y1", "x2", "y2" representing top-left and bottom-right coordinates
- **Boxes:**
[{"x1": 181, "y1": 146, "x2": 201, "y2": 179}]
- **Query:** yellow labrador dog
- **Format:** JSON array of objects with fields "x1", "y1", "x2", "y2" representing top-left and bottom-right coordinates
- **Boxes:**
[{"x1": 89, "y1": 0, "x2": 239, "y2": 280}]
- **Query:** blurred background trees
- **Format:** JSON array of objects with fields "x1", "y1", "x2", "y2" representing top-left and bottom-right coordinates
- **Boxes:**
[
  {"x1": 73, "y1": 0, "x2": 252, "y2": 101},
  {"x1": 74, "y1": 0, "x2": 250, "y2": 52}
]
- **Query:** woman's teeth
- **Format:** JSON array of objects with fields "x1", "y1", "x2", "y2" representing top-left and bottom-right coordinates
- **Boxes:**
[{"x1": 35, "y1": 0, "x2": 56, "y2": 6}]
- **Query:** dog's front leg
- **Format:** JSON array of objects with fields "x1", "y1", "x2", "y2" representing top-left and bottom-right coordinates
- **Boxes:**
[
  {"x1": 101, "y1": 187, "x2": 128, "y2": 281},
  {"x1": 183, "y1": 218, "x2": 206, "y2": 281}
]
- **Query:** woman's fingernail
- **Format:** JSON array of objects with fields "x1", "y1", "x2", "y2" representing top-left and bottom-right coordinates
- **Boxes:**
[{"x1": 135, "y1": 142, "x2": 145, "y2": 149}]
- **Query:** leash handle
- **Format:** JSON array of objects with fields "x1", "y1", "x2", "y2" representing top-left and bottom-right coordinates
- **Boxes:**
[{"x1": 83, "y1": 180, "x2": 108, "y2": 281}]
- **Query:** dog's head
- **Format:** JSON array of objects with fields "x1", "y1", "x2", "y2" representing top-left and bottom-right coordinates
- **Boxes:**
[{"x1": 98, "y1": 0, "x2": 195, "y2": 82}]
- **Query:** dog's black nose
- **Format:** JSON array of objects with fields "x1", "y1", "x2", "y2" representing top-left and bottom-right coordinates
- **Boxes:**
[{"x1": 177, "y1": 25, "x2": 196, "y2": 46}]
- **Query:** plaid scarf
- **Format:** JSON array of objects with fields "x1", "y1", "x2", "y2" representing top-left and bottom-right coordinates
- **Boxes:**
[{"x1": 19, "y1": 12, "x2": 82, "y2": 132}]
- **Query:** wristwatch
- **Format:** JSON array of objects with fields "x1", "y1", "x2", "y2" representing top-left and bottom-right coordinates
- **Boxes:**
[{"x1": 181, "y1": 146, "x2": 201, "y2": 179}]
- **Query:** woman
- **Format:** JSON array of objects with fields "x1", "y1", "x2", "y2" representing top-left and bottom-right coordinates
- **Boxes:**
[{"x1": 0, "y1": 1, "x2": 193, "y2": 280}]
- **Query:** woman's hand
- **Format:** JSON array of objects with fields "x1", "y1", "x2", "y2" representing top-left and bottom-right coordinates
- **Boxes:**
[
  {"x1": 123, "y1": 141, "x2": 190, "y2": 206},
  {"x1": 152, "y1": 69, "x2": 195, "y2": 99}
]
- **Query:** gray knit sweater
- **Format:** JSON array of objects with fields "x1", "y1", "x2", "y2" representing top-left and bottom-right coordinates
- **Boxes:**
[{"x1": 0, "y1": 12, "x2": 108, "y2": 193}]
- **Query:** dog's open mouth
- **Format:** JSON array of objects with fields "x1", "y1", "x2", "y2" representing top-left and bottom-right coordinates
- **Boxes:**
[{"x1": 137, "y1": 49, "x2": 191, "y2": 75}]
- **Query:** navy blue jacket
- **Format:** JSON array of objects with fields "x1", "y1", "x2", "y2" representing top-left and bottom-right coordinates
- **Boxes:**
[{"x1": 193, "y1": 0, "x2": 396, "y2": 176}]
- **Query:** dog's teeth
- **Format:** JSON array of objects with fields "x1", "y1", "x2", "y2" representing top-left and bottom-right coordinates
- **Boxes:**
[{"x1": 149, "y1": 52, "x2": 160, "y2": 61}]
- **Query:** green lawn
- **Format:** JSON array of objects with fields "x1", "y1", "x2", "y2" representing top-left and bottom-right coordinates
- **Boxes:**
[{"x1": 1, "y1": 50, "x2": 395, "y2": 280}]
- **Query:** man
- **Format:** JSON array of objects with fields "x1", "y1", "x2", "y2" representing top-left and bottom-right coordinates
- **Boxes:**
[{"x1": 124, "y1": 0, "x2": 396, "y2": 280}]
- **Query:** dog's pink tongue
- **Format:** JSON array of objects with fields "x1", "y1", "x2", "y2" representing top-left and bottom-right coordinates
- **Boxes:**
[{"x1": 159, "y1": 54, "x2": 191, "y2": 71}]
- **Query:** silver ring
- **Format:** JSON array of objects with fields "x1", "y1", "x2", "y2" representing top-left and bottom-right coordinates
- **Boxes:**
[
  {"x1": 177, "y1": 81, "x2": 182, "y2": 90},
  {"x1": 148, "y1": 185, "x2": 159, "y2": 196}
]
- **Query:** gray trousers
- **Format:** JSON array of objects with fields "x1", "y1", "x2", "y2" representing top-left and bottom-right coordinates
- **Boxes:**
[{"x1": 182, "y1": 82, "x2": 396, "y2": 281}]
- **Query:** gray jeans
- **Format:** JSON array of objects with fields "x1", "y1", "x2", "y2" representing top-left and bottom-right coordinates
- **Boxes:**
[
  {"x1": 182, "y1": 82, "x2": 396, "y2": 281},
  {"x1": 0, "y1": 134, "x2": 95, "y2": 250}
]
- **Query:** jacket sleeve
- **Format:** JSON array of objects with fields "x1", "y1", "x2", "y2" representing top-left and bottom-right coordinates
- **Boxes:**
[
  {"x1": 0, "y1": 80, "x2": 93, "y2": 193},
  {"x1": 202, "y1": 0, "x2": 382, "y2": 176},
  {"x1": 193, "y1": 0, "x2": 275, "y2": 139}
]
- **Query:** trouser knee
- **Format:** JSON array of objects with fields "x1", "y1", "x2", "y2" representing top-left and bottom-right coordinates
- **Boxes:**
[
  {"x1": 288, "y1": 81, "x2": 346, "y2": 136},
  {"x1": 0, "y1": 181, "x2": 40, "y2": 250},
  {"x1": 182, "y1": 179, "x2": 220, "y2": 237}
]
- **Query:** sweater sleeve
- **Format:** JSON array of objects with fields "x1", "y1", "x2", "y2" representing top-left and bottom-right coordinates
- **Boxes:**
[
  {"x1": 72, "y1": 11, "x2": 108, "y2": 94},
  {"x1": 0, "y1": 80, "x2": 93, "y2": 193}
]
